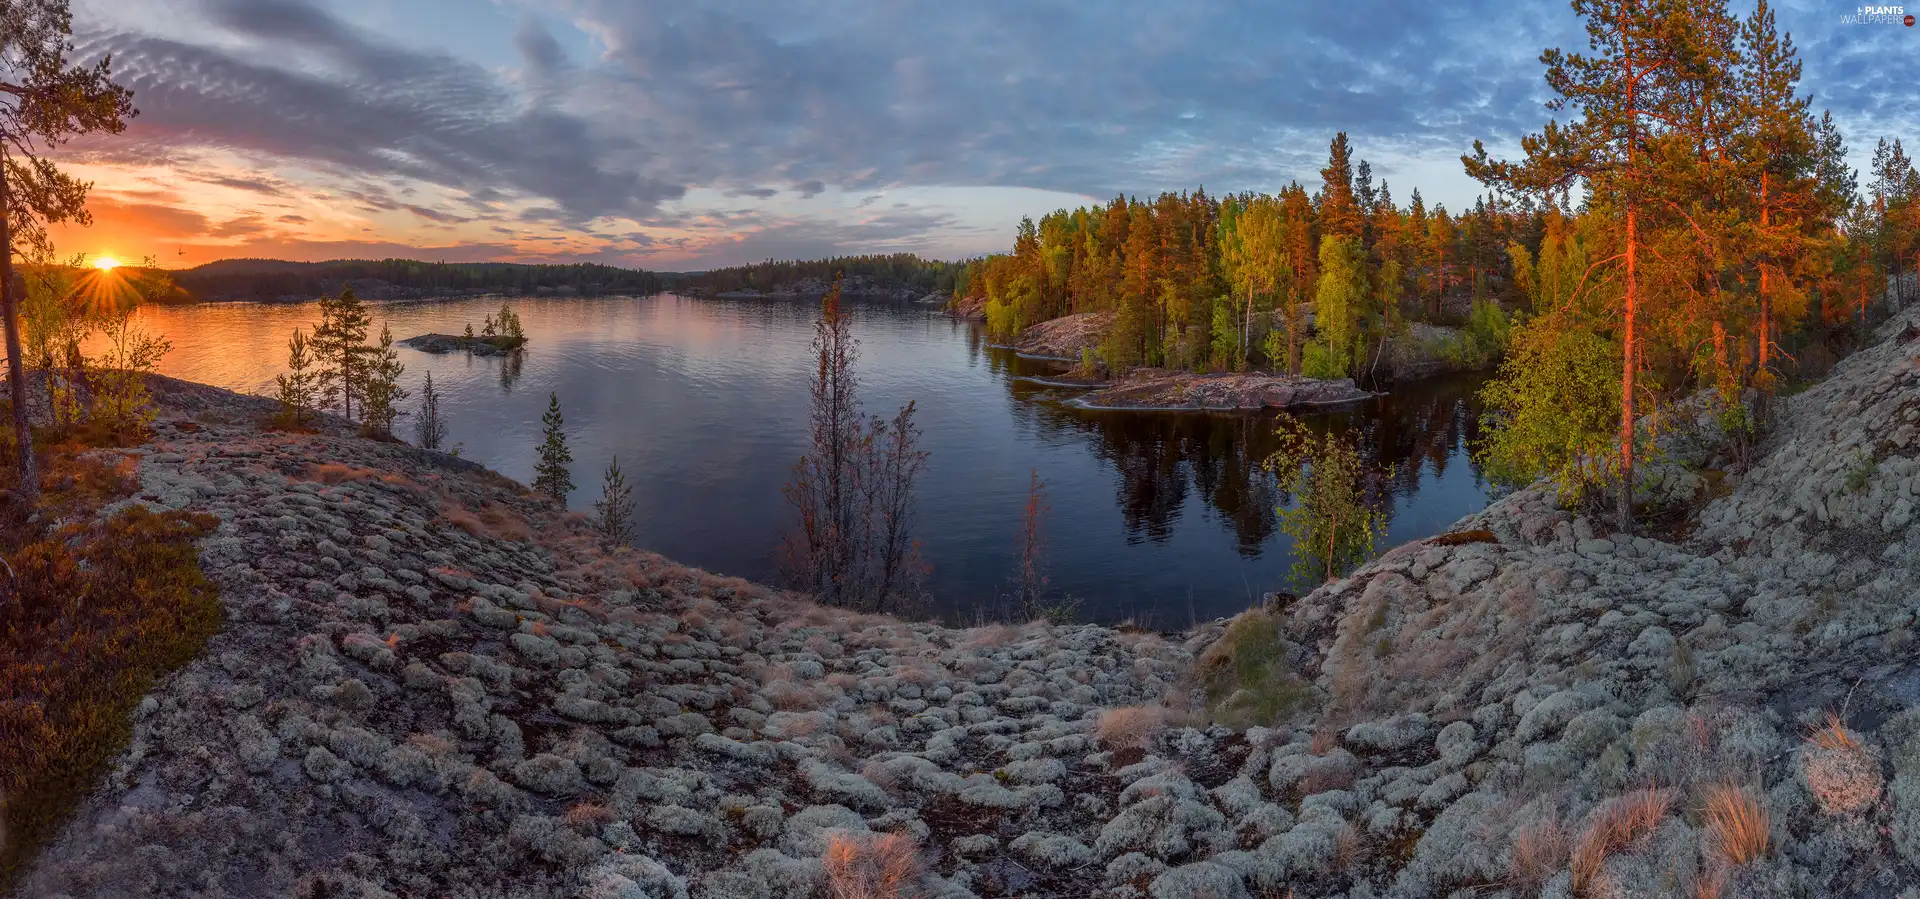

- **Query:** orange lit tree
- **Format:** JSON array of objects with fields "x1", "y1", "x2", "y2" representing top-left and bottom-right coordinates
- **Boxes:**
[{"x1": 0, "y1": 0, "x2": 137, "y2": 502}]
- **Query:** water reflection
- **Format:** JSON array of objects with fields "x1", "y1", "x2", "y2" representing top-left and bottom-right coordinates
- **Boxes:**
[{"x1": 115, "y1": 295, "x2": 1492, "y2": 622}]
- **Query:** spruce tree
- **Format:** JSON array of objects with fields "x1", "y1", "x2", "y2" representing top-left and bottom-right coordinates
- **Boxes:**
[
  {"x1": 1317, "y1": 133, "x2": 1364, "y2": 242},
  {"x1": 592, "y1": 455, "x2": 635, "y2": 545},
  {"x1": 358, "y1": 324, "x2": 407, "y2": 438},
  {"x1": 274, "y1": 328, "x2": 317, "y2": 427},
  {"x1": 310, "y1": 287, "x2": 371, "y2": 419},
  {"x1": 533, "y1": 392, "x2": 574, "y2": 502},
  {"x1": 416, "y1": 371, "x2": 447, "y2": 450}
]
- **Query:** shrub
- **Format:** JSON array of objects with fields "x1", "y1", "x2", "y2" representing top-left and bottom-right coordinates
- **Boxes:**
[
  {"x1": 1699, "y1": 783, "x2": 1768, "y2": 866},
  {"x1": 0, "y1": 505, "x2": 221, "y2": 891},
  {"x1": 823, "y1": 831, "x2": 920, "y2": 899}
]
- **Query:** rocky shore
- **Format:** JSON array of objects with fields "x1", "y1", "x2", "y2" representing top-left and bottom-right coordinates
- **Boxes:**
[
  {"x1": 19, "y1": 308, "x2": 1920, "y2": 897},
  {"x1": 993, "y1": 312, "x2": 1113, "y2": 361}
]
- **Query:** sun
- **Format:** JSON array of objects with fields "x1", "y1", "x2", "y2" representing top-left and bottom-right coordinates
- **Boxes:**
[{"x1": 93, "y1": 256, "x2": 120, "y2": 271}]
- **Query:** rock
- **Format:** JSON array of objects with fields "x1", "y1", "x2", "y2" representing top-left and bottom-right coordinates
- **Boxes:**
[{"x1": 1076, "y1": 368, "x2": 1374, "y2": 412}]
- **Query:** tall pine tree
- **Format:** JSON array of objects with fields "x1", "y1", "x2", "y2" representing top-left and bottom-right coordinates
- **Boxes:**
[{"x1": 533, "y1": 392, "x2": 574, "y2": 502}]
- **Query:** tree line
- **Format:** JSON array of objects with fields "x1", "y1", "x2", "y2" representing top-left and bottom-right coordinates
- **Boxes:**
[
  {"x1": 678, "y1": 253, "x2": 968, "y2": 296},
  {"x1": 171, "y1": 259, "x2": 666, "y2": 302}
]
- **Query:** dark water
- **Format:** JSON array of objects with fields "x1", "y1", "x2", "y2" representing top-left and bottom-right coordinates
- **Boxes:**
[{"x1": 123, "y1": 293, "x2": 1492, "y2": 624}]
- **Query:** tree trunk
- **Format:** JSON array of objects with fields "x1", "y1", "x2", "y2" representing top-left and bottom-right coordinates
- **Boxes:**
[
  {"x1": 1758, "y1": 173, "x2": 1771, "y2": 374},
  {"x1": 1620, "y1": 206, "x2": 1638, "y2": 533},
  {"x1": 0, "y1": 165, "x2": 38, "y2": 503}
]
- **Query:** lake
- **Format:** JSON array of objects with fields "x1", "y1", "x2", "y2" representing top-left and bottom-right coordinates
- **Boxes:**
[{"x1": 122, "y1": 293, "x2": 1494, "y2": 625}]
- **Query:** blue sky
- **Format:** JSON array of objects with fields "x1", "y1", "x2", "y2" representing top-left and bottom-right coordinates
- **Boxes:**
[{"x1": 53, "y1": 0, "x2": 1920, "y2": 270}]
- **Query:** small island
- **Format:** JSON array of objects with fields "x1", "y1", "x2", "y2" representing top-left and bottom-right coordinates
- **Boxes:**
[
  {"x1": 401, "y1": 302, "x2": 527, "y2": 356},
  {"x1": 1070, "y1": 367, "x2": 1376, "y2": 411},
  {"x1": 399, "y1": 332, "x2": 525, "y2": 356}
]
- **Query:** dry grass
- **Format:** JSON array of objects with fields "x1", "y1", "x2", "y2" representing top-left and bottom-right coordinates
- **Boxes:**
[
  {"x1": 824, "y1": 831, "x2": 920, "y2": 899},
  {"x1": 438, "y1": 498, "x2": 533, "y2": 542},
  {"x1": 1570, "y1": 787, "x2": 1672, "y2": 894},
  {"x1": 1699, "y1": 783, "x2": 1768, "y2": 865},
  {"x1": 1095, "y1": 705, "x2": 1168, "y2": 751},
  {"x1": 562, "y1": 802, "x2": 616, "y2": 829},
  {"x1": 1808, "y1": 712, "x2": 1858, "y2": 751},
  {"x1": 1508, "y1": 819, "x2": 1569, "y2": 896}
]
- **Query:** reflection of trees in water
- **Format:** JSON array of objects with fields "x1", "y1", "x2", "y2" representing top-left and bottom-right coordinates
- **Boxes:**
[
  {"x1": 499, "y1": 350, "x2": 524, "y2": 394},
  {"x1": 1000, "y1": 349, "x2": 1487, "y2": 558}
]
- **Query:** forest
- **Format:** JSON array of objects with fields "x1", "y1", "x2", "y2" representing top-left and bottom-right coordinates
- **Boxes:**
[
  {"x1": 955, "y1": 0, "x2": 1919, "y2": 522},
  {"x1": 677, "y1": 253, "x2": 968, "y2": 295},
  {"x1": 168, "y1": 258, "x2": 666, "y2": 302}
]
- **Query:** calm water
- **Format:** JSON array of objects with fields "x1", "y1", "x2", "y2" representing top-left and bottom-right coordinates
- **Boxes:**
[{"x1": 123, "y1": 294, "x2": 1493, "y2": 624}]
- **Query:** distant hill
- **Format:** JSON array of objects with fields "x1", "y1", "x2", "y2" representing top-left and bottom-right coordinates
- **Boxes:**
[
  {"x1": 165, "y1": 258, "x2": 670, "y2": 303},
  {"x1": 674, "y1": 253, "x2": 963, "y2": 297}
]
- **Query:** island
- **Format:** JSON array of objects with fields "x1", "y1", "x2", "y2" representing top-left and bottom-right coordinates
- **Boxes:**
[
  {"x1": 1069, "y1": 367, "x2": 1377, "y2": 411},
  {"x1": 399, "y1": 333, "x2": 526, "y2": 356}
]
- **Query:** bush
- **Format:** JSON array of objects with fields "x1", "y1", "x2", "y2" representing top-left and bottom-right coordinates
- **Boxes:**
[{"x1": 0, "y1": 505, "x2": 222, "y2": 890}]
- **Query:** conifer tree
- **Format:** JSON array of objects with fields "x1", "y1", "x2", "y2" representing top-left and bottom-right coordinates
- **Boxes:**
[
  {"x1": 310, "y1": 287, "x2": 371, "y2": 420},
  {"x1": 1735, "y1": 0, "x2": 1821, "y2": 380},
  {"x1": 274, "y1": 328, "x2": 317, "y2": 427},
  {"x1": 1317, "y1": 133, "x2": 1365, "y2": 242},
  {"x1": 593, "y1": 455, "x2": 635, "y2": 545},
  {"x1": 415, "y1": 371, "x2": 446, "y2": 450},
  {"x1": 0, "y1": 0, "x2": 139, "y2": 500},
  {"x1": 533, "y1": 392, "x2": 574, "y2": 502},
  {"x1": 1464, "y1": 0, "x2": 1705, "y2": 530},
  {"x1": 358, "y1": 324, "x2": 407, "y2": 438}
]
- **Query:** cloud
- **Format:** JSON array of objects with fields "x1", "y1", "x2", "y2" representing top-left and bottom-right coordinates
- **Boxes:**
[
  {"x1": 77, "y1": 0, "x2": 684, "y2": 225},
  {"x1": 61, "y1": 0, "x2": 1911, "y2": 268}
]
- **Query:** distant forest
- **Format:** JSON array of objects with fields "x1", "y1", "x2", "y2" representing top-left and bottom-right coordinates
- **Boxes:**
[
  {"x1": 677, "y1": 253, "x2": 966, "y2": 294},
  {"x1": 168, "y1": 258, "x2": 667, "y2": 302}
]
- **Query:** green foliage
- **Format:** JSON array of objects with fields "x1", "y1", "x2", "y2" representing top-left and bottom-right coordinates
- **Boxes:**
[
  {"x1": 274, "y1": 328, "x2": 318, "y2": 428},
  {"x1": 682, "y1": 253, "x2": 964, "y2": 297},
  {"x1": 1197, "y1": 612, "x2": 1312, "y2": 729},
  {"x1": 86, "y1": 308, "x2": 171, "y2": 438},
  {"x1": 357, "y1": 324, "x2": 407, "y2": 438},
  {"x1": 1266, "y1": 417, "x2": 1389, "y2": 588},
  {"x1": 1844, "y1": 451, "x2": 1877, "y2": 493},
  {"x1": 494, "y1": 303, "x2": 526, "y2": 343},
  {"x1": 1210, "y1": 293, "x2": 1240, "y2": 371},
  {"x1": 415, "y1": 371, "x2": 447, "y2": 450},
  {"x1": 310, "y1": 287, "x2": 371, "y2": 419},
  {"x1": 0, "y1": 503, "x2": 221, "y2": 892},
  {"x1": 533, "y1": 392, "x2": 574, "y2": 502},
  {"x1": 593, "y1": 455, "x2": 636, "y2": 545},
  {"x1": 1476, "y1": 313, "x2": 1623, "y2": 500},
  {"x1": 1441, "y1": 297, "x2": 1513, "y2": 369},
  {"x1": 1308, "y1": 235, "x2": 1367, "y2": 379}
]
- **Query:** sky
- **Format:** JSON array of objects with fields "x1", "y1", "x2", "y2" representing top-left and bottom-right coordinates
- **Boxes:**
[{"x1": 44, "y1": 0, "x2": 1920, "y2": 272}]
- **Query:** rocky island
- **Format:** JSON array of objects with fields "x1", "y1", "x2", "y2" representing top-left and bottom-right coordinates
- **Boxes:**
[
  {"x1": 17, "y1": 305, "x2": 1920, "y2": 899},
  {"x1": 1071, "y1": 368, "x2": 1377, "y2": 412},
  {"x1": 400, "y1": 333, "x2": 527, "y2": 357}
]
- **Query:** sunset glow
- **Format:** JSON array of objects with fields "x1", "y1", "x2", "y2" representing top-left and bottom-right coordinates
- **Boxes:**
[{"x1": 93, "y1": 256, "x2": 119, "y2": 271}]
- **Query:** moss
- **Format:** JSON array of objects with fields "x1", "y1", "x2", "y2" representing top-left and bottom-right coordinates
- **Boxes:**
[
  {"x1": 1195, "y1": 612, "x2": 1312, "y2": 730},
  {"x1": 0, "y1": 504, "x2": 222, "y2": 891}
]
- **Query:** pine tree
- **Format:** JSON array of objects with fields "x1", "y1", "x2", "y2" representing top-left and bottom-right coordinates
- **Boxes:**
[
  {"x1": 0, "y1": 0, "x2": 139, "y2": 500},
  {"x1": 415, "y1": 371, "x2": 447, "y2": 450},
  {"x1": 358, "y1": 324, "x2": 407, "y2": 438},
  {"x1": 310, "y1": 287, "x2": 371, "y2": 420},
  {"x1": 1464, "y1": 0, "x2": 1706, "y2": 530},
  {"x1": 593, "y1": 455, "x2": 635, "y2": 545},
  {"x1": 533, "y1": 392, "x2": 574, "y2": 502},
  {"x1": 274, "y1": 328, "x2": 318, "y2": 427},
  {"x1": 1736, "y1": 0, "x2": 1821, "y2": 380}
]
